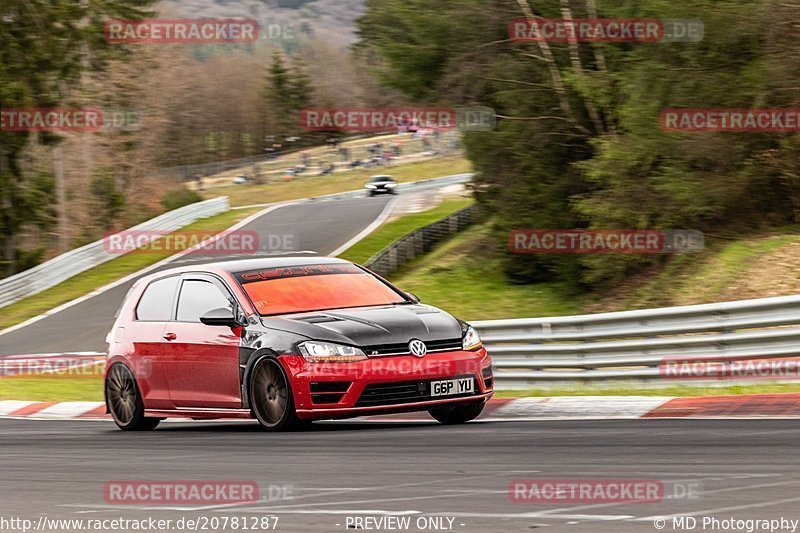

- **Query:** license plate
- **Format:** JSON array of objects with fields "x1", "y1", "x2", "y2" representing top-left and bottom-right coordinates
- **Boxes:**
[{"x1": 431, "y1": 378, "x2": 474, "y2": 397}]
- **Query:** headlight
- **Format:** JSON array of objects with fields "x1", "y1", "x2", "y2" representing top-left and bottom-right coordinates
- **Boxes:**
[
  {"x1": 385, "y1": 182, "x2": 397, "y2": 188},
  {"x1": 462, "y1": 326, "x2": 482, "y2": 351},
  {"x1": 298, "y1": 341, "x2": 367, "y2": 363},
  {"x1": 365, "y1": 184, "x2": 377, "y2": 189}
]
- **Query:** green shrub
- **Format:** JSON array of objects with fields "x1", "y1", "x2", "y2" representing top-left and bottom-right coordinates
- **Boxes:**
[{"x1": 160, "y1": 188, "x2": 203, "y2": 211}]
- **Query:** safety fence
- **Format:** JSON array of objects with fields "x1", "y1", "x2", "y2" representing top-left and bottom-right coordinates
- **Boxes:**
[
  {"x1": 472, "y1": 295, "x2": 800, "y2": 388},
  {"x1": 364, "y1": 204, "x2": 480, "y2": 278}
]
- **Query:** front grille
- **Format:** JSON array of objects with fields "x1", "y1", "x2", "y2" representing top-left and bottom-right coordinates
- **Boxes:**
[
  {"x1": 310, "y1": 381, "x2": 351, "y2": 405},
  {"x1": 361, "y1": 338, "x2": 462, "y2": 357},
  {"x1": 356, "y1": 376, "x2": 478, "y2": 407}
]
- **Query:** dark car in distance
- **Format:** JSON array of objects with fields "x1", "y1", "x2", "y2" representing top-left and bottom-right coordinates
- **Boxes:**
[{"x1": 364, "y1": 175, "x2": 398, "y2": 196}]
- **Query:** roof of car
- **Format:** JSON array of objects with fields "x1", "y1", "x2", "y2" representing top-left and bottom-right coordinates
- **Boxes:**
[
  {"x1": 212, "y1": 256, "x2": 351, "y2": 273},
  {"x1": 141, "y1": 256, "x2": 353, "y2": 282}
]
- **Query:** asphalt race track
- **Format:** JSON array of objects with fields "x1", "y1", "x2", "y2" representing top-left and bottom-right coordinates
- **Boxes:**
[
  {"x1": 0, "y1": 194, "x2": 394, "y2": 356},
  {"x1": 0, "y1": 418, "x2": 799, "y2": 532}
]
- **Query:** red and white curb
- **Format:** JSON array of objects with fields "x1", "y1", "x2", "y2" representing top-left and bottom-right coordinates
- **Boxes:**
[
  {"x1": 0, "y1": 400, "x2": 106, "y2": 419},
  {"x1": 4, "y1": 393, "x2": 800, "y2": 422}
]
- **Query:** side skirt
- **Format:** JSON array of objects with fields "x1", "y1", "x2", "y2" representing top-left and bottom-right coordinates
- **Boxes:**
[{"x1": 145, "y1": 408, "x2": 253, "y2": 420}]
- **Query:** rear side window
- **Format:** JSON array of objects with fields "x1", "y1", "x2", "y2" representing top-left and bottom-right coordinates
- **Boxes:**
[
  {"x1": 136, "y1": 276, "x2": 180, "y2": 321},
  {"x1": 176, "y1": 280, "x2": 232, "y2": 322}
]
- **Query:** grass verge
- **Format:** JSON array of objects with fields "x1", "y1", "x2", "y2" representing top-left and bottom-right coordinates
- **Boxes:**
[
  {"x1": 389, "y1": 223, "x2": 580, "y2": 321},
  {"x1": 0, "y1": 377, "x2": 104, "y2": 402},
  {"x1": 614, "y1": 233, "x2": 800, "y2": 309},
  {"x1": 3, "y1": 376, "x2": 798, "y2": 403},
  {"x1": 339, "y1": 197, "x2": 473, "y2": 264}
]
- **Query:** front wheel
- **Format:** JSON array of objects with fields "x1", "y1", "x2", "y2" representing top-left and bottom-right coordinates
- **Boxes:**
[
  {"x1": 428, "y1": 401, "x2": 485, "y2": 425},
  {"x1": 105, "y1": 364, "x2": 161, "y2": 431},
  {"x1": 250, "y1": 358, "x2": 298, "y2": 431}
]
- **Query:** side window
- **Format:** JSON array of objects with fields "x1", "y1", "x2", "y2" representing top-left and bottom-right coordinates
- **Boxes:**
[
  {"x1": 177, "y1": 280, "x2": 232, "y2": 323},
  {"x1": 136, "y1": 276, "x2": 180, "y2": 321}
]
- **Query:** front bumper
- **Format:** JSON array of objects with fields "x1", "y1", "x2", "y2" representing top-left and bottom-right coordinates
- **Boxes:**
[{"x1": 279, "y1": 348, "x2": 494, "y2": 420}]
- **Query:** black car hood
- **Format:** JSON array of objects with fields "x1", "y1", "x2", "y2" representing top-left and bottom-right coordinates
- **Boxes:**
[{"x1": 260, "y1": 304, "x2": 463, "y2": 347}]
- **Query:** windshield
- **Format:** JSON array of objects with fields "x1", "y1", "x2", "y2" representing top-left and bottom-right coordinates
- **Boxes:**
[{"x1": 234, "y1": 263, "x2": 407, "y2": 315}]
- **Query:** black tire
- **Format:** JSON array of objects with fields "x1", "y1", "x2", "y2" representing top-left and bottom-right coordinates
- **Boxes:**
[
  {"x1": 105, "y1": 363, "x2": 161, "y2": 431},
  {"x1": 250, "y1": 358, "x2": 298, "y2": 431},
  {"x1": 428, "y1": 401, "x2": 485, "y2": 425}
]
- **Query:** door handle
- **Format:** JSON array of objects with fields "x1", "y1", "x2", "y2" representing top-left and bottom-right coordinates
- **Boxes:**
[{"x1": 163, "y1": 332, "x2": 177, "y2": 341}]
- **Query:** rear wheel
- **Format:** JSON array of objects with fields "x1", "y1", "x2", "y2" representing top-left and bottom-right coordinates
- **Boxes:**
[
  {"x1": 105, "y1": 364, "x2": 160, "y2": 431},
  {"x1": 428, "y1": 401, "x2": 485, "y2": 425},
  {"x1": 250, "y1": 358, "x2": 298, "y2": 431}
]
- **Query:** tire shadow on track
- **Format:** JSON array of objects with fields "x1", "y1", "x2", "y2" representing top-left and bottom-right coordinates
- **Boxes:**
[{"x1": 121, "y1": 419, "x2": 494, "y2": 433}]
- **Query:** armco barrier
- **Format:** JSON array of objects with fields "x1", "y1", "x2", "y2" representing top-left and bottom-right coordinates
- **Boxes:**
[
  {"x1": 0, "y1": 197, "x2": 229, "y2": 309},
  {"x1": 365, "y1": 204, "x2": 479, "y2": 277},
  {"x1": 473, "y1": 294, "x2": 800, "y2": 389}
]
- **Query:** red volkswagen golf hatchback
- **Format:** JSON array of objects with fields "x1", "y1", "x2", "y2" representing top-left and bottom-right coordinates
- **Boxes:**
[{"x1": 104, "y1": 257, "x2": 493, "y2": 431}]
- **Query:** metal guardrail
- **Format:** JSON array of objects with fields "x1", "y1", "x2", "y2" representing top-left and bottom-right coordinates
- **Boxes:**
[
  {"x1": 472, "y1": 295, "x2": 800, "y2": 388},
  {"x1": 0, "y1": 197, "x2": 229, "y2": 309},
  {"x1": 365, "y1": 204, "x2": 479, "y2": 278}
]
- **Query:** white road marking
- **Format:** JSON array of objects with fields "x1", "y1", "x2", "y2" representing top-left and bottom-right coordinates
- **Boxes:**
[
  {"x1": 61, "y1": 501, "x2": 260, "y2": 512},
  {"x1": 273, "y1": 509, "x2": 421, "y2": 516},
  {"x1": 232, "y1": 491, "x2": 507, "y2": 512},
  {"x1": 329, "y1": 197, "x2": 398, "y2": 257}
]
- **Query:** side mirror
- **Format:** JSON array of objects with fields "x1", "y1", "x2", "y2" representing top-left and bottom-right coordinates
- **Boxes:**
[
  {"x1": 406, "y1": 292, "x2": 421, "y2": 303},
  {"x1": 200, "y1": 307, "x2": 241, "y2": 328}
]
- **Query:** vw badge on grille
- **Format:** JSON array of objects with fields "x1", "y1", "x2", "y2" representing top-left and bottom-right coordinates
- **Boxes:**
[{"x1": 409, "y1": 339, "x2": 427, "y2": 358}]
